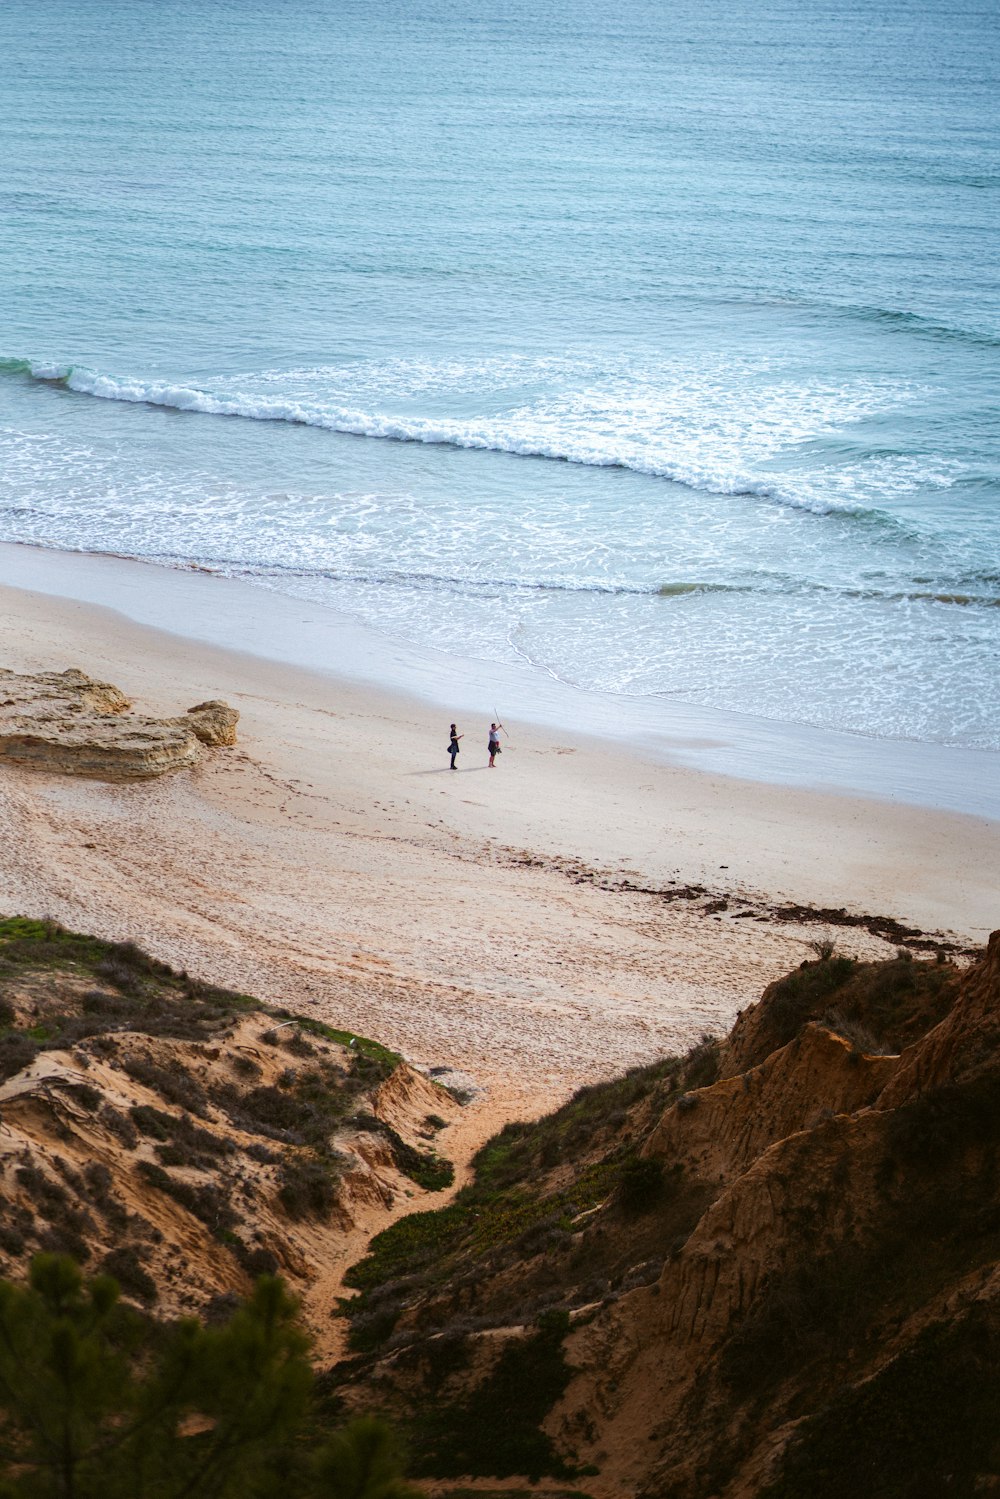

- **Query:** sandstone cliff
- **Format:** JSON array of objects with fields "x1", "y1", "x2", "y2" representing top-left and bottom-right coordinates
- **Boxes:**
[
  {"x1": 0, "y1": 919, "x2": 458, "y2": 1357},
  {"x1": 334, "y1": 942, "x2": 998, "y2": 1497}
]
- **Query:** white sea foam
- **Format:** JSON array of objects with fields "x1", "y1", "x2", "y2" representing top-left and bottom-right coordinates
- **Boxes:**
[
  {"x1": 24, "y1": 355, "x2": 924, "y2": 516},
  {"x1": 1, "y1": 396, "x2": 998, "y2": 748}
]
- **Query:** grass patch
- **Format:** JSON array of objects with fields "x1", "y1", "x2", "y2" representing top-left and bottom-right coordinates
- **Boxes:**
[
  {"x1": 0, "y1": 923, "x2": 403, "y2": 1138},
  {"x1": 345, "y1": 1205, "x2": 471, "y2": 1293},
  {"x1": 273, "y1": 1013, "x2": 400, "y2": 1075},
  {"x1": 0, "y1": 919, "x2": 260, "y2": 1051}
]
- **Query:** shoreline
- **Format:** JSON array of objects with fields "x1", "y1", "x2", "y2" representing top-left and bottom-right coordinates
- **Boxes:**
[
  {"x1": 0, "y1": 540, "x2": 998, "y2": 1128},
  {"x1": 1, "y1": 540, "x2": 998, "y2": 821}
]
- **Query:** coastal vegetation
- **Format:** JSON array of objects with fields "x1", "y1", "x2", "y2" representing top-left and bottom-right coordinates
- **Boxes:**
[
  {"x1": 331, "y1": 939, "x2": 999, "y2": 1495},
  {"x1": 1, "y1": 914, "x2": 997, "y2": 1495},
  {"x1": 0, "y1": 918, "x2": 456, "y2": 1328},
  {"x1": 0, "y1": 1255, "x2": 419, "y2": 1498}
]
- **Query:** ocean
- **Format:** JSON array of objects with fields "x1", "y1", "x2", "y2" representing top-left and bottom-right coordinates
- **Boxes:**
[{"x1": 1, "y1": 0, "x2": 998, "y2": 749}]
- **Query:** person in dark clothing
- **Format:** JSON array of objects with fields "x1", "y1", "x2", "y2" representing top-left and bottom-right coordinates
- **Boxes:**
[{"x1": 448, "y1": 724, "x2": 463, "y2": 769}]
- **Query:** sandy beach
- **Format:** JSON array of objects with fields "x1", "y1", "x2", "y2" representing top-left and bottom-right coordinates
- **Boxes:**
[{"x1": 1, "y1": 546, "x2": 997, "y2": 1136}]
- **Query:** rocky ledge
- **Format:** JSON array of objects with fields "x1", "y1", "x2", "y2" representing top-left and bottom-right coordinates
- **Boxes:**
[{"x1": 0, "y1": 668, "x2": 238, "y2": 779}]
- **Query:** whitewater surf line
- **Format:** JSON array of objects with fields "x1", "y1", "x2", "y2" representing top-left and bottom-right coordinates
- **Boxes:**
[{"x1": 1, "y1": 356, "x2": 894, "y2": 520}]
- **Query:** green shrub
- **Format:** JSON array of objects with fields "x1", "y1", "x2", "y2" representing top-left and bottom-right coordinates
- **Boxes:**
[
  {"x1": 409, "y1": 1309, "x2": 575, "y2": 1481},
  {"x1": 100, "y1": 1246, "x2": 157, "y2": 1304},
  {"x1": 386, "y1": 1127, "x2": 454, "y2": 1191},
  {"x1": 618, "y1": 1156, "x2": 665, "y2": 1214}
]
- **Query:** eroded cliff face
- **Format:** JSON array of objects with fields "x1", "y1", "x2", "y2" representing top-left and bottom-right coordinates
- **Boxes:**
[
  {"x1": 335, "y1": 941, "x2": 998, "y2": 1497},
  {"x1": 0, "y1": 921, "x2": 459, "y2": 1360},
  {"x1": 566, "y1": 938, "x2": 1000, "y2": 1498},
  {"x1": 0, "y1": 668, "x2": 238, "y2": 777}
]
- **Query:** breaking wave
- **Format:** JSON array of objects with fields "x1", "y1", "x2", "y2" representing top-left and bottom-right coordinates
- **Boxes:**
[{"x1": 0, "y1": 355, "x2": 914, "y2": 519}]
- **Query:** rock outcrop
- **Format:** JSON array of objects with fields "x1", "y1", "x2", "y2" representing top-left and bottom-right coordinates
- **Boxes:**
[
  {"x1": 0, "y1": 668, "x2": 239, "y2": 778},
  {"x1": 184, "y1": 699, "x2": 240, "y2": 747}
]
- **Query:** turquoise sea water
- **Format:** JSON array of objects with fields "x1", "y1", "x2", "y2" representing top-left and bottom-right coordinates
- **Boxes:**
[{"x1": 1, "y1": 0, "x2": 998, "y2": 747}]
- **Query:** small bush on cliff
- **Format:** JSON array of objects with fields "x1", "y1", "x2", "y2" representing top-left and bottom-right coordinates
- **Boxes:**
[
  {"x1": 0, "y1": 1031, "x2": 39, "y2": 1081},
  {"x1": 136, "y1": 1161, "x2": 238, "y2": 1236},
  {"x1": 99, "y1": 1103, "x2": 139, "y2": 1150},
  {"x1": 748, "y1": 951, "x2": 960, "y2": 1068},
  {"x1": 213, "y1": 1066, "x2": 354, "y2": 1148},
  {"x1": 682, "y1": 1034, "x2": 720, "y2": 1090},
  {"x1": 277, "y1": 1154, "x2": 342, "y2": 1221},
  {"x1": 123, "y1": 1056, "x2": 209, "y2": 1117},
  {"x1": 765, "y1": 955, "x2": 858, "y2": 1047},
  {"x1": 618, "y1": 1156, "x2": 665, "y2": 1214},
  {"x1": 821, "y1": 1010, "x2": 887, "y2": 1056},
  {"x1": 100, "y1": 1245, "x2": 158, "y2": 1304}
]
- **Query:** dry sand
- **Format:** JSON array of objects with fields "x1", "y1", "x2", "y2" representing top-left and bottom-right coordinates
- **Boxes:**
[{"x1": 1, "y1": 560, "x2": 998, "y2": 1137}]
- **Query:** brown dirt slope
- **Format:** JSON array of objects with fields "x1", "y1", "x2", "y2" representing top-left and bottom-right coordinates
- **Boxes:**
[
  {"x1": 0, "y1": 917, "x2": 459, "y2": 1357},
  {"x1": 333, "y1": 940, "x2": 999, "y2": 1498}
]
